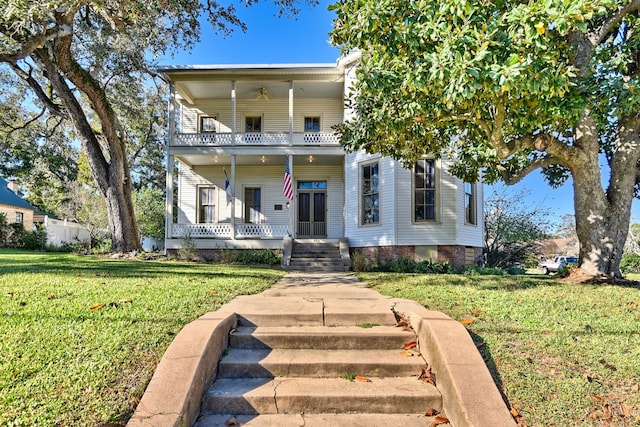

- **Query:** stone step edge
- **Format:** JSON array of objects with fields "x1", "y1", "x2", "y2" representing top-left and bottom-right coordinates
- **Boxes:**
[
  {"x1": 201, "y1": 377, "x2": 442, "y2": 415},
  {"x1": 194, "y1": 413, "x2": 448, "y2": 427}
]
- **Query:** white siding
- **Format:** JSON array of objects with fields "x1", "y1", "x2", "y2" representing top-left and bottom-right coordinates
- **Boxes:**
[
  {"x1": 344, "y1": 151, "x2": 396, "y2": 247},
  {"x1": 179, "y1": 99, "x2": 343, "y2": 133},
  {"x1": 456, "y1": 176, "x2": 484, "y2": 247}
]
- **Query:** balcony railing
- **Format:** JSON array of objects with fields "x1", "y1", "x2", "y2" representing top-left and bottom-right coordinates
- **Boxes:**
[
  {"x1": 173, "y1": 132, "x2": 340, "y2": 147},
  {"x1": 170, "y1": 223, "x2": 288, "y2": 239}
]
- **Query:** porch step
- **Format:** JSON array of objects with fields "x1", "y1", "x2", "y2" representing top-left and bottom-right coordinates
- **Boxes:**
[
  {"x1": 195, "y1": 413, "x2": 441, "y2": 427},
  {"x1": 287, "y1": 241, "x2": 349, "y2": 273}
]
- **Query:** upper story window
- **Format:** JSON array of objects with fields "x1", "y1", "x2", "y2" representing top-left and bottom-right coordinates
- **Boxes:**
[
  {"x1": 200, "y1": 116, "x2": 217, "y2": 133},
  {"x1": 414, "y1": 159, "x2": 437, "y2": 222},
  {"x1": 304, "y1": 117, "x2": 321, "y2": 132},
  {"x1": 361, "y1": 162, "x2": 379, "y2": 225},
  {"x1": 464, "y1": 182, "x2": 476, "y2": 225},
  {"x1": 244, "y1": 187, "x2": 262, "y2": 224},
  {"x1": 15, "y1": 212, "x2": 23, "y2": 224},
  {"x1": 198, "y1": 186, "x2": 216, "y2": 223},
  {"x1": 245, "y1": 116, "x2": 262, "y2": 132}
]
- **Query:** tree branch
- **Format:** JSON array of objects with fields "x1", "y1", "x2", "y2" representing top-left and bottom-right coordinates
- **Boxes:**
[
  {"x1": 591, "y1": 0, "x2": 640, "y2": 47},
  {"x1": 9, "y1": 63, "x2": 68, "y2": 118},
  {"x1": 502, "y1": 156, "x2": 559, "y2": 185},
  {"x1": 0, "y1": 23, "x2": 72, "y2": 63}
]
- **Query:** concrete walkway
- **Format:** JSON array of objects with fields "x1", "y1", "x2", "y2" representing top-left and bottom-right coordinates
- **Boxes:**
[{"x1": 128, "y1": 273, "x2": 516, "y2": 427}]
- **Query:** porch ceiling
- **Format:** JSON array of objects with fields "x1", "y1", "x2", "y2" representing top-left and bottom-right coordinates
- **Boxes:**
[
  {"x1": 176, "y1": 153, "x2": 344, "y2": 167},
  {"x1": 174, "y1": 80, "x2": 343, "y2": 103}
]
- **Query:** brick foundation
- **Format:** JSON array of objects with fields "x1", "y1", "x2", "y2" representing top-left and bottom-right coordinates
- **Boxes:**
[{"x1": 351, "y1": 245, "x2": 482, "y2": 271}]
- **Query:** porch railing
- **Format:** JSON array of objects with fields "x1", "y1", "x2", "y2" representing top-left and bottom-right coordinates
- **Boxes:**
[
  {"x1": 173, "y1": 132, "x2": 340, "y2": 147},
  {"x1": 170, "y1": 223, "x2": 288, "y2": 239}
]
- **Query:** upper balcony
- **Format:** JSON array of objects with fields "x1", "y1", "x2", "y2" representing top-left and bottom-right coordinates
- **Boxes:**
[{"x1": 172, "y1": 131, "x2": 340, "y2": 147}]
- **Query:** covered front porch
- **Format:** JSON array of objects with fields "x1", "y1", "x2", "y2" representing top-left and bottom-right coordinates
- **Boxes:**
[{"x1": 165, "y1": 151, "x2": 345, "y2": 250}]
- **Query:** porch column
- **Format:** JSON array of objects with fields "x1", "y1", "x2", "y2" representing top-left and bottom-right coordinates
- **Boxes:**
[
  {"x1": 288, "y1": 80, "x2": 293, "y2": 146},
  {"x1": 231, "y1": 80, "x2": 236, "y2": 144},
  {"x1": 288, "y1": 154, "x2": 294, "y2": 237},
  {"x1": 230, "y1": 154, "x2": 236, "y2": 239},
  {"x1": 164, "y1": 82, "x2": 176, "y2": 251}
]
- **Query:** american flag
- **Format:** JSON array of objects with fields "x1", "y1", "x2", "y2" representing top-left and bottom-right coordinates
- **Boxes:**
[{"x1": 283, "y1": 160, "x2": 293, "y2": 200}]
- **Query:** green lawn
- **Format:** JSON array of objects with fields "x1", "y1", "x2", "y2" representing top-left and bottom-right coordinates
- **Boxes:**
[
  {"x1": 357, "y1": 272, "x2": 640, "y2": 426},
  {"x1": 0, "y1": 250, "x2": 285, "y2": 426}
]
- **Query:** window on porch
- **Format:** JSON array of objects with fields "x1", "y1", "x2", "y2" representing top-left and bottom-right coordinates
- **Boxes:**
[
  {"x1": 198, "y1": 186, "x2": 216, "y2": 223},
  {"x1": 200, "y1": 116, "x2": 217, "y2": 133},
  {"x1": 361, "y1": 162, "x2": 379, "y2": 225},
  {"x1": 244, "y1": 187, "x2": 262, "y2": 224}
]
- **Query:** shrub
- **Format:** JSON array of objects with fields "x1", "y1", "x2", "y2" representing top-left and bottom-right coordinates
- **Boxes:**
[
  {"x1": 224, "y1": 249, "x2": 281, "y2": 265},
  {"x1": 620, "y1": 253, "x2": 640, "y2": 274},
  {"x1": 16, "y1": 225, "x2": 47, "y2": 250},
  {"x1": 464, "y1": 266, "x2": 507, "y2": 276},
  {"x1": 351, "y1": 251, "x2": 369, "y2": 272}
]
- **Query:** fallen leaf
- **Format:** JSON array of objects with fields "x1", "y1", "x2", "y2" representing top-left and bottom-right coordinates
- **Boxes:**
[
  {"x1": 400, "y1": 350, "x2": 414, "y2": 357},
  {"x1": 510, "y1": 407, "x2": 519, "y2": 417},
  {"x1": 90, "y1": 303, "x2": 105, "y2": 311},
  {"x1": 418, "y1": 366, "x2": 436, "y2": 385},
  {"x1": 403, "y1": 341, "x2": 417, "y2": 350},
  {"x1": 108, "y1": 301, "x2": 119, "y2": 308},
  {"x1": 208, "y1": 289, "x2": 217, "y2": 294},
  {"x1": 628, "y1": 301, "x2": 637, "y2": 307},
  {"x1": 355, "y1": 375, "x2": 371, "y2": 382},
  {"x1": 48, "y1": 294, "x2": 56, "y2": 300},
  {"x1": 120, "y1": 298, "x2": 133, "y2": 303},
  {"x1": 588, "y1": 410, "x2": 600, "y2": 420},
  {"x1": 459, "y1": 319, "x2": 475, "y2": 325},
  {"x1": 603, "y1": 403, "x2": 612, "y2": 421},
  {"x1": 429, "y1": 422, "x2": 437, "y2": 427},
  {"x1": 435, "y1": 416, "x2": 450, "y2": 424},
  {"x1": 621, "y1": 404, "x2": 631, "y2": 417},
  {"x1": 224, "y1": 416, "x2": 239, "y2": 426},
  {"x1": 471, "y1": 309, "x2": 485, "y2": 315},
  {"x1": 424, "y1": 408, "x2": 439, "y2": 416},
  {"x1": 592, "y1": 394, "x2": 604, "y2": 402},
  {"x1": 599, "y1": 359, "x2": 617, "y2": 371}
]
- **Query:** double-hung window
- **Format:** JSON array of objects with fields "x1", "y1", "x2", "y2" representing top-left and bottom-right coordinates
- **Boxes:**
[
  {"x1": 361, "y1": 162, "x2": 379, "y2": 225},
  {"x1": 200, "y1": 116, "x2": 217, "y2": 133},
  {"x1": 464, "y1": 182, "x2": 476, "y2": 225},
  {"x1": 198, "y1": 186, "x2": 216, "y2": 223},
  {"x1": 414, "y1": 159, "x2": 436, "y2": 222},
  {"x1": 304, "y1": 116, "x2": 321, "y2": 143},
  {"x1": 15, "y1": 212, "x2": 23, "y2": 224},
  {"x1": 244, "y1": 187, "x2": 262, "y2": 224}
]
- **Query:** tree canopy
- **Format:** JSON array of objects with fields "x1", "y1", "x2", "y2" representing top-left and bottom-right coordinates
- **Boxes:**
[{"x1": 330, "y1": 0, "x2": 640, "y2": 278}]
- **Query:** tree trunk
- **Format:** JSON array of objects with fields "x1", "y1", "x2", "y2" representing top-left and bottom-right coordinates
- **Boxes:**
[{"x1": 571, "y1": 115, "x2": 637, "y2": 279}]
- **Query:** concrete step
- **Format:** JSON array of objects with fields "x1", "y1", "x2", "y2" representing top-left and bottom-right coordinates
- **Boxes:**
[
  {"x1": 229, "y1": 326, "x2": 416, "y2": 350},
  {"x1": 195, "y1": 413, "x2": 444, "y2": 427},
  {"x1": 218, "y1": 348, "x2": 425, "y2": 378},
  {"x1": 201, "y1": 377, "x2": 441, "y2": 415}
]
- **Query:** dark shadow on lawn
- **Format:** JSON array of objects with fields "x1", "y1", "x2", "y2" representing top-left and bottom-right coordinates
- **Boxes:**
[{"x1": 467, "y1": 330, "x2": 514, "y2": 411}]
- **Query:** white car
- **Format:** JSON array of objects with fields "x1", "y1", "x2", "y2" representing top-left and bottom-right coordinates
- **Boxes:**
[{"x1": 538, "y1": 256, "x2": 579, "y2": 275}]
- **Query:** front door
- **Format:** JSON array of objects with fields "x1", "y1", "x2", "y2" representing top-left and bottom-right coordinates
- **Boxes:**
[{"x1": 297, "y1": 181, "x2": 327, "y2": 238}]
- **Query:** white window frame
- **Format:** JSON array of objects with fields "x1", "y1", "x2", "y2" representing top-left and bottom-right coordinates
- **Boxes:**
[
  {"x1": 243, "y1": 186, "x2": 263, "y2": 224},
  {"x1": 197, "y1": 185, "x2": 216, "y2": 224},
  {"x1": 199, "y1": 115, "x2": 218, "y2": 133},
  {"x1": 464, "y1": 182, "x2": 477, "y2": 225},
  {"x1": 360, "y1": 161, "x2": 380, "y2": 226},
  {"x1": 15, "y1": 211, "x2": 24, "y2": 224},
  {"x1": 413, "y1": 158, "x2": 440, "y2": 223}
]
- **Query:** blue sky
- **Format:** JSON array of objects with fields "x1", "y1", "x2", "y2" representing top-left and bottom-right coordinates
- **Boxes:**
[{"x1": 159, "y1": 0, "x2": 640, "y2": 226}]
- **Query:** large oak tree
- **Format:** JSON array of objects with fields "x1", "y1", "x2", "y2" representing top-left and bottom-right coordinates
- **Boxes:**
[
  {"x1": 331, "y1": 0, "x2": 640, "y2": 278},
  {"x1": 0, "y1": 0, "x2": 313, "y2": 252}
]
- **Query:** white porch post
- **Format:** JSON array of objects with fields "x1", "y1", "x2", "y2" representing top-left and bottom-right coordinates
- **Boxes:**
[
  {"x1": 164, "y1": 82, "x2": 176, "y2": 251},
  {"x1": 288, "y1": 80, "x2": 293, "y2": 146},
  {"x1": 231, "y1": 80, "x2": 236, "y2": 144},
  {"x1": 230, "y1": 154, "x2": 236, "y2": 240}
]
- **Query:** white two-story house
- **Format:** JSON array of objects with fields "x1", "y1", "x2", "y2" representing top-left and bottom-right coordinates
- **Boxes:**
[{"x1": 159, "y1": 54, "x2": 483, "y2": 269}]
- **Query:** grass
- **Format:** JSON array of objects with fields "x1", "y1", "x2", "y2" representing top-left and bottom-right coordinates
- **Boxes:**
[
  {"x1": 357, "y1": 272, "x2": 640, "y2": 426},
  {"x1": 0, "y1": 249, "x2": 285, "y2": 426}
]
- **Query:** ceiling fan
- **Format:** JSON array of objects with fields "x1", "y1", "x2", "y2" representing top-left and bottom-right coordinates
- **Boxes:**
[{"x1": 254, "y1": 87, "x2": 276, "y2": 102}]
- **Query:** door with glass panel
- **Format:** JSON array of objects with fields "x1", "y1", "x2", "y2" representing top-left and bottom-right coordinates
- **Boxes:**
[{"x1": 297, "y1": 181, "x2": 327, "y2": 238}]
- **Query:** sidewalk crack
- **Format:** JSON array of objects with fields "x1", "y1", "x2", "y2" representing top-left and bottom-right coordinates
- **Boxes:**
[{"x1": 272, "y1": 379, "x2": 281, "y2": 414}]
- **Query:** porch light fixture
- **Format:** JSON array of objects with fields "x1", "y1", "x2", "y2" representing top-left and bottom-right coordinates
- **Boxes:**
[
  {"x1": 285, "y1": 202, "x2": 290, "y2": 209},
  {"x1": 308, "y1": 155, "x2": 314, "y2": 163},
  {"x1": 260, "y1": 155, "x2": 266, "y2": 163},
  {"x1": 213, "y1": 155, "x2": 219, "y2": 163}
]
